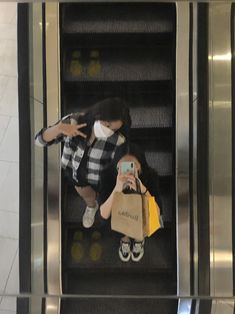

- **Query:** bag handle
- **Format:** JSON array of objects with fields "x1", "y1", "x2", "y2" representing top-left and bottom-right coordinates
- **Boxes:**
[{"x1": 135, "y1": 178, "x2": 142, "y2": 194}]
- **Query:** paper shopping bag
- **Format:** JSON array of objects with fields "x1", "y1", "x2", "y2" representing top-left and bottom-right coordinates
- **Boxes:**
[
  {"x1": 111, "y1": 192, "x2": 145, "y2": 240},
  {"x1": 147, "y1": 196, "x2": 161, "y2": 237}
]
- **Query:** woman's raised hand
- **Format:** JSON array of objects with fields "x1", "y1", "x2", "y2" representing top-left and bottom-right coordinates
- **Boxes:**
[
  {"x1": 58, "y1": 121, "x2": 87, "y2": 138},
  {"x1": 114, "y1": 169, "x2": 137, "y2": 193}
]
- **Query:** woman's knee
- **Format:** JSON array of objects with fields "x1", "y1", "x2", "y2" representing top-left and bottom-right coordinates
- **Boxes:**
[{"x1": 75, "y1": 185, "x2": 96, "y2": 199}]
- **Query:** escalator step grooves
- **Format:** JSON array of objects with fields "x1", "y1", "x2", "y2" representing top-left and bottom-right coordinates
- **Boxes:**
[
  {"x1": 62, "y1": 3, "x2": 175, "y2": 35},
  {"x1": 61, "y1": 298, "x2": 178, "y2": 314}
]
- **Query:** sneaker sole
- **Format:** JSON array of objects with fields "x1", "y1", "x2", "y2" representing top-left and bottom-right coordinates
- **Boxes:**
[
  {"x1": 131, "y1": 251, "x2": 144, "y2": 262},
  {"x1": 82, "y1": 218, "x2": 95, "y2": 228},
  {"x1": 119, "y1": 249, "x2": 131, "y2": 262}
]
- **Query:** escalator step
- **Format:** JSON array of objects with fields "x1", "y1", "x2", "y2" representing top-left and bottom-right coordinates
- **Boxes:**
[
  {"x1": 62, "y1": 3, "x2": 175, "y2": 35},
  {"x1": 65, "y1": 227, "x2": 174, "y2": 272},
  {"x1": 65, "y1": 271, "x2": 176, "y2": 295},
  {"x1": 61, "y1": 298, "x2": 178, "y2": 314},
  {"x1": 130, "y1": 105, "x2": 173, "y2": 129},
  {"x1": 63, "y1": 178, "x2": 173, "y2": 224},
  {"x1": 64, "y1": 47, "x2": 172, "y2": 82}
]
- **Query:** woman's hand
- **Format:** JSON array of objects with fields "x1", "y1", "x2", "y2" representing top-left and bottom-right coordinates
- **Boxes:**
[
  {"x1": 114, "y1": 171, "x2": 130, "y2": 192},
  {"x1": 58, "y1": 121, "x2": 87, "y2": 138},
  {"x1": 114, "y1": 170, "x2": 138, "y2": 192}
]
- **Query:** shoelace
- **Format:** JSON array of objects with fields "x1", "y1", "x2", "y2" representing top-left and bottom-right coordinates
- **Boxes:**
[
  {"x1": 133, "y1": 242, "x2": 143, "y2": 252},
  {"x1": 121, "y1": 242, "x2": 130, "y2": 254}
]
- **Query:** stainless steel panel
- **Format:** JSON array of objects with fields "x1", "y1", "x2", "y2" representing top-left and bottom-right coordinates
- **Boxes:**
[
  {"x1": 208, "y1": 3, "x2": 233, "y2": 297},
  {"x1": 45, "y1": 297, "x2": 61, "y2": 314},
  {"x1": 192, "y1": 2, "x2": 198, "y2": 296},
  {"x1": 211, "y1": 300, "x2": 235, "y2": 314},
  {"x1": 29, "y1": 296, "x2": 43, "y2": 314},
  {"x1": 176, "y1": 2, "x2": 191, "y2": 296},
  {"x1": 177, "y1": 299, "x2": 192, "y2": 314},
  {"x1": 45, "y1": 3, "x2": 62, "y2": 296},
  {"x1": 29, "y1": 3, "x2": 44, "y2": 298}
]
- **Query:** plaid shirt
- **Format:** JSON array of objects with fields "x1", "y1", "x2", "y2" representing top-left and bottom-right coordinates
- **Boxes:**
[{"x1": 35, "y1": 114, "x2": 126, "y2": 186}]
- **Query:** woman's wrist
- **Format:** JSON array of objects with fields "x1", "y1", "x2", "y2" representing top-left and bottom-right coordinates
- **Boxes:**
[
  {"x1": 141, "y1": 186, "x2": 148, "y2": 195},
  {"x1": 139, "y1": 181, "x2": 148, "y2": 194}
]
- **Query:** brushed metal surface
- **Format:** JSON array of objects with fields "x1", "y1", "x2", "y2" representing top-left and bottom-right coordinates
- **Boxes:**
[
  {"x1": 208, "y1": 3, "x2": 233, "y2": 297},
  {"x1": 211, "y1": 300, "x2": 235, "y2": 314},
  {"x1": 192, "y1": 2, "x2": 199, "y2": 296},
  {"x1": 177, "y1": 299, "x2": 192, "y2": 314},
  {"x1": 45, "y1": 3, "x2": 62, "y2": 297},
  {"x1": 176, "y1": 2, "x2": 191, "y2": 296},
  {"x1": 29, "y1": 3, "x2": 44, "y2": 299},
  {"x1": 45, "y1": 297, "x2": 61, "y2": 314}
]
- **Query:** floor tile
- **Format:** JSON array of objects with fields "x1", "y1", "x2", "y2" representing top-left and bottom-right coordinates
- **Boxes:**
[
  {"x1": 5, "y1": 250, "x2": 18, "y2": 295},
  {"x1": 0, "y1": 162, "x2": 19, "y2": 213},
  {"x1": 0, "y1": 211, "x2": 18, "y2": 239},
  {"x1": 0, "y1": 117, "x2": 10, "y2": 146},
  {"x1": 0, "y1": 161, "x2": 10, "y2": 188},
  {"x1": 0, "y1": 238, "x2": 18, "y2": 294},
  {"x1": 0, "y1": 77, "x2": 18, "y2": 117},
  {"x1": 0, "y1": 24, "x2": 16, "y2": 41},
  {"x1": 0, "y1": 297, "x2": 16, "y2": 312},
  {"x1": 0, "y1": 3, "x2": 16, "y2": 24},
  {"x1": 0, "y1": 76, "x2": 9, "y2": 102},
  {"x1": 11, "y1": 12, "x2": 17, "y2": 26},
  {"x1": 0, "y1": 40, "x2": 17, "y2": 77},
  {"x1": 0, "y1": 117, "x2": 19, "y2": 162}
]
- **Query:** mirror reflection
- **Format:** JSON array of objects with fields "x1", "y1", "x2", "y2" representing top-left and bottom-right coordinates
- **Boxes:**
[{"x1": 1, "y1": 2, "x2": 235, "y2": 314}]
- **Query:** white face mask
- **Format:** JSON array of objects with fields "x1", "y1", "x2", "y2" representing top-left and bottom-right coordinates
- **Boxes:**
[{"x1": 93, "y1": 121, "x2": 114, "y2": 139}]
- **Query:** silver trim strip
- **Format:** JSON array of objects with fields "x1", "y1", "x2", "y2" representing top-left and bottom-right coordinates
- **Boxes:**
[
  {"x1": 192, "y1": 2, "x2": 198, "y2": 296},
  {"x1": 211, "y1": 300, "x2": 235, "y2": 314},
  {"x1": 177, "y1": 299, "x2": 192, "y2": 314},
  {"x1": 45, "y1": 297, "x2": 61, "y2": 314},
  {"x1": 176, "y1": 2, "x2": 191, "y2": 296},
  {"x1": 208, "y1": 3, "x2": 233, "y2": 297},
  {"x1": 45, "y1": 3, "x2": 62, "y2": 296},
  {"x1": 29, "y1": 3, "x2": 45, "y2": 298}
]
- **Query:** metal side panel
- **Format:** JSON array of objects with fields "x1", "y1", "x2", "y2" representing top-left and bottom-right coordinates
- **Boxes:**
[
  {"x1": 211, "y1": 300, "x2": 235, "y2": 314},
  {"x1": 45, "y1": 3, "x2": 62, "y2": 296},
  {"x1": 177, "y1": 299, "x2": 192, "y2": 314},
  {"x1": 208, "y1": 3, "x2": 233, "y2": 297},
  {"x1": 192, "y1": 2, "x2": 198, "y2": 296},
  {"x1": 176, "y1": 2, "x2": 191, "y2": 296},
  {"x1": 28, "y1": 2, "x2": 45, "y2": 298}
]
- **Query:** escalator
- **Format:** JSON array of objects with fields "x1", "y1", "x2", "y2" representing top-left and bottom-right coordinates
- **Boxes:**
[{"x1": 60, "y1": 2, "x2": 177, "y2": 311}]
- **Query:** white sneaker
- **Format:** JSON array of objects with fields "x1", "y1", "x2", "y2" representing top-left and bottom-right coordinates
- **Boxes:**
[
  {"x1": 82, "y1": 202, "x2": 99, "y2": 228},
  {"x1": 131, "y1": 240, "x2": 145, "y2": 262},
  {"x1": 119, "y1": 239, "x2": 131, "y2": 262}
]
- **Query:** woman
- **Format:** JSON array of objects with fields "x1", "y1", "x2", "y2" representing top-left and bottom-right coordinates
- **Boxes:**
[
  {"x1": 35, "y1": 98, "x2": 131, "y2": 228},
  {"x1": 99, "y1": 144, "x2": 162, "y2": 262}
]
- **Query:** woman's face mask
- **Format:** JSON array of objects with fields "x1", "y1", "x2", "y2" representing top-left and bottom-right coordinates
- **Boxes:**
[{"x1": 93, "y1": 120, "x2": 115, "y2": 139}]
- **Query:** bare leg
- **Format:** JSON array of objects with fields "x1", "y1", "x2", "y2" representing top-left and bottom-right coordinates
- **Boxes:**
[{"x1": 75, "y1": 185, "x2": 96, "y2": 208}]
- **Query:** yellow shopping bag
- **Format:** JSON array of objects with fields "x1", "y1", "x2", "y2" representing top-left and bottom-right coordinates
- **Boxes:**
[{"x1": 147, "y1": 196, "x2": 161, "y2": 237}]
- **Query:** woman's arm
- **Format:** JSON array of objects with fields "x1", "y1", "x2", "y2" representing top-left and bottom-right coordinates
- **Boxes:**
[
  {"x1": 42, "y1": 121, "x2": 87, "y2": 143},
  {"x1": 100, "y1": 171, "x2": 128, "y2": 220}
]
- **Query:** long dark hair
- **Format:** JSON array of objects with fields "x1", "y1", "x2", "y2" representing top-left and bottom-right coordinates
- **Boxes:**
[
  {"x1": 113, "y1": 143, "x2": 152, "y2": 179},
  {"x1": 74, "y1": 98, "x2": 131, "y2": 139},
  {"x1": 113, "y1": 143, "x2": 162, "y2": 208}
]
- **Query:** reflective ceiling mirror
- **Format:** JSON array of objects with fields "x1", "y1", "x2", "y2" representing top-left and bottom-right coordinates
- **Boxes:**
[{"x1": 0, "y1": 3, "x2": 235, "y2": 314}]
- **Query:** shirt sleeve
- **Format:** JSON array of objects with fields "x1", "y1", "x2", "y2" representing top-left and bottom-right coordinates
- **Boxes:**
[{"x1": 35, "y1": 114, "x2": 72, "y2": 147}]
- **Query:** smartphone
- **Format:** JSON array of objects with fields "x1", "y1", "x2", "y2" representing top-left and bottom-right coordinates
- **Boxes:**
[{"x1": 120, "y1": 161, "x2": 135, "y2": 175}]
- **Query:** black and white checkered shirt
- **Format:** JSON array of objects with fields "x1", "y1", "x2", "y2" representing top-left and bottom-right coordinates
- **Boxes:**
[{"x1": 35, "y1": 113, "x2": 126, "y2": 186}]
